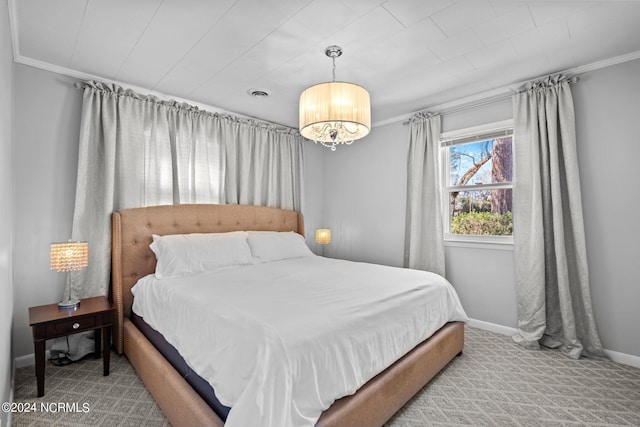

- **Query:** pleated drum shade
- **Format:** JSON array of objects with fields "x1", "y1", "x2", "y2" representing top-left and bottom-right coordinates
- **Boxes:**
[{"x1": 299, "y1": 81, "x2": 371, "y2": 145}]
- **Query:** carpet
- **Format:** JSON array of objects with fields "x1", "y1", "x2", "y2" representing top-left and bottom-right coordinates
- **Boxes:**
[{"x1": 12, "y1": 327, "x2": 640, "y2": 426}]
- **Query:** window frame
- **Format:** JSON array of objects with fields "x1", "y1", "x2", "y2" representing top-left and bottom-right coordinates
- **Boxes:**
[{"x1": 440, "y1": 120, "x2": 514, "y2": 245}]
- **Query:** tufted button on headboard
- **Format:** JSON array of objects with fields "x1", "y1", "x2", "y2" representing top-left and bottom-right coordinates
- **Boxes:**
[{"x1": 111, "y1": 203, "x2": 304, "y2": 354}]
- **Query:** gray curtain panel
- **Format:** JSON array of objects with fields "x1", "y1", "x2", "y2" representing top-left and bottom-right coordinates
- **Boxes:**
[
  {"x1": 222, "y1": 119, "x2": 302, "y2": 211},
  {"x1": 512, "y1": 77, "x2": 606, "y2": 359},
  {"x1": 58, "y1": 81, "x2": 302, "y2": 360},
  {"x1": 404, "y1": 113, "x2": 445, "y2": 276}
]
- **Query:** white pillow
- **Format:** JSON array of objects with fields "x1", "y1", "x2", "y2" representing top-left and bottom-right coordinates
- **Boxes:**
[
  {"x1": 247, "y1": 231, "x2": 314, "y2": 262},
  {"x1": 150, "y1": 231, "x2": 254, "y2": 279}
]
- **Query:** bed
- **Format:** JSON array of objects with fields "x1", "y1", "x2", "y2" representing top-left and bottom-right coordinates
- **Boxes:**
[{"x1": 111, "y1": 203, "x2": 466, "y2": 426}]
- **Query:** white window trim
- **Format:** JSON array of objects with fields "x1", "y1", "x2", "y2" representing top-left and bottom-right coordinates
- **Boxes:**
[
  {"x1": 440, "y1": 119, "x2": 513, "y2": 142},
  {"x1": 444, "y1": 235, "x2": 514, "y2": 251},
  {"x1": 441, "y1": 119, "x2": 514, "y2": 246}
]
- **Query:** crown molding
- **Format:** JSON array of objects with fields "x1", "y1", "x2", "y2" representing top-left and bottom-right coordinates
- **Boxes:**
[
  {"x1": 374, "y1": 49, "x2": 640, "y2": 128},
  {"x1": 566, "y1": 49, "x2": 640, "y2": 75},
  {"x1": 14, "y1": 54, "x2": 236, "y2": 115}
]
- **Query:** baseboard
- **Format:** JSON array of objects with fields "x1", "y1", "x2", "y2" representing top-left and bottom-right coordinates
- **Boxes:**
[
  {"x1": 467, "y1": 318, "x2": 640, "y2": 369},
  {"x1": 13, "y1": 350, "x2": 51, "y2": 369},
  {"x1": 3, "y1": 358, "x2": 16, "y2": 427},
  {"x1": 466, "y1": 318, "x2": 517, "y2": 336},
  {"x1": 604, "y1": 349, "x2": 640, "y2": 369}
]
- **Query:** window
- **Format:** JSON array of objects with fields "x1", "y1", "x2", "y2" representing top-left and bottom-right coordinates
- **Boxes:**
[{"x1": 441, "y1": 121, "x2": 514, "y2": 243}]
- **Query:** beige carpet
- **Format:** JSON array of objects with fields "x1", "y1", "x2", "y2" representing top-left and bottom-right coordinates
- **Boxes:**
[
  {"x1": 12, "y1": 327, "x2": 640, "y2": 426},
  {"x1": 12, "y1": 351, "x2": 169, "y2": 427}
]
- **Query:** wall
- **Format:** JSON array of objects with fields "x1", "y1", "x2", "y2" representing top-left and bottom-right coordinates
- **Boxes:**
[
  {"x1": 12, "y1": 65, "x2": 82, "y2": 358},
  {"x1": 301, "y1": 142, "x2": 326, "y2": 254},
  {"x1": 323, "y1": 60, "x2": 640, "y2": 359},
  {"x1": 322, "y1": 121, "x2": 409, "y2": 267},
  {"x1": 573, "y1": 59, "x2": 640, "y2": 359},
  {"x1": 0, "y1": 0, "x2": 14, "y2": 424}
]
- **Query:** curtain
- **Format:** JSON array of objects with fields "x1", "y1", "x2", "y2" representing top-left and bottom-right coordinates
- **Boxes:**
[
  {"x1": 223, "y1": 120, "x2": 301, "y2": 211},
  {"x1": 404, "y1": 112, "x2": 445, "y2": 276},
  {"x1": 512, "y1": 76, "x2": 606, "y2": 359},
  {"x1": 54, "y1": 81, "x2": 302, "y2": 360}
]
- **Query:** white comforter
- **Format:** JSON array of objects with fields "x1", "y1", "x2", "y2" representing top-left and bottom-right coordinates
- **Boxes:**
[{"x1": 131, "y1": 256, "x2": 468, "y2": 427}]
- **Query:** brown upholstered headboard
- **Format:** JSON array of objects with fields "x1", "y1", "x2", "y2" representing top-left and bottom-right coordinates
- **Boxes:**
[{"x1": 111, "y1": 203, "x2": 304, "y2": 353}]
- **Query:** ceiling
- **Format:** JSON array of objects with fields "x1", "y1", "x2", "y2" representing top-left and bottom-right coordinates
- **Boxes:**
[{"x1": 9, "y1": 0, "x2": 640, "y2": 128}]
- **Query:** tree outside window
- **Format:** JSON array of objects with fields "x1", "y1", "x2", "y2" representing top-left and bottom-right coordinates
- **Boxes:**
[{"x1": 443, "y1": 129, "x2": 514, "y2": 239}]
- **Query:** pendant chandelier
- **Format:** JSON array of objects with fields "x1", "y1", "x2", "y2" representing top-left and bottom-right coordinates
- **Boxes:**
[{"x1": 299, "y1": 45, "x2": 371, "y2": 151}]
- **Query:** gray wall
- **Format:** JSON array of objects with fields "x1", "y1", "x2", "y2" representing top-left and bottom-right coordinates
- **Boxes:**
[
  {"x1": 12, "y1": 65, "x2": 82, "y2": 358},
  {"x1": 573, "y1": 60, "x2": 640, "y2": 358},
  {"x1": 322, "y1": 121, "x2": 409, "y2": 267},
  {"x1": 1, "y1": 1, "x2": 15, "y2": 423},
  {"x1": 322, "y1": 60, "x2": 640, "y2": 358},
  {"x1": 301, "y1": 142, "x2": 326, "y2": 254}
]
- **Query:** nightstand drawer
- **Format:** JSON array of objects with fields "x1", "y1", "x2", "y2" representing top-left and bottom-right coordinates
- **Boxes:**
[{"x1": 46, "y1": 316, "x2": 96, "y2": 336}]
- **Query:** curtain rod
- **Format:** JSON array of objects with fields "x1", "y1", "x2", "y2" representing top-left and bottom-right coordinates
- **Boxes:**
[
  {"x1": 74, "y1": 80, "x2": 300, "y2": 135},
  {"x1": 403, "y1": 75, "x2": 579, "y2": 126}
]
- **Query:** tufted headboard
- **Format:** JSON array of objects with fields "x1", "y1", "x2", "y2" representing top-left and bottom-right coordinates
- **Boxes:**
[{"x1": 111, "y1": 203, "x2": 304, "y2": 353}]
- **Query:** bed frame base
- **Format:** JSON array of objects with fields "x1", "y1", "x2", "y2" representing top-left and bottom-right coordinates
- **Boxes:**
[
  {"x1": 124, "y1": 318, "x2": 463, "y2": 427},
  {"x1": 316, "y1": 321, "x2": 463, "y2": 426}
]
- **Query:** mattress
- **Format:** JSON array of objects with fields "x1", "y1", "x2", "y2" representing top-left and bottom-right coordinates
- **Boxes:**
[
  {"x1": 130, "y1": 311, "x2": 231, "y2": 420},
  {"x1": 131, "y1": 256, "x2": 468, "y2": 427}
]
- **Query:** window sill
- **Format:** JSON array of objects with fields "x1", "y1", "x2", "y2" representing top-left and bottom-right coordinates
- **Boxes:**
[{"x1": 444, "y1": 235, "x2": 513, "y2": 251}]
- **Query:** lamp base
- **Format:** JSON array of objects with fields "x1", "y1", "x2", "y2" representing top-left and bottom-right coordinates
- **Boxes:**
[{"x1": 58, "y1": 299, "x2": 80, "y2": 309}]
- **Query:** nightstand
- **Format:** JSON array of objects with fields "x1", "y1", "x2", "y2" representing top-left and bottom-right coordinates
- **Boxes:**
[{"x1": 28, "y1": 296, "x2": 115, "y2": 397}]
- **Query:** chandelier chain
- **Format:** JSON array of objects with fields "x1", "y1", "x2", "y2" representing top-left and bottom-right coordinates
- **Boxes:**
[{"x1": 332, "y1": 56, "x2": 336, "y2": 82}]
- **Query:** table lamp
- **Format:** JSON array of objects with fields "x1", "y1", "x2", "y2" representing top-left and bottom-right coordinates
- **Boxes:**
[
  {"x1": 50, "y1": 241, "x2": 88, "y2": 309},
  {"x1": 315, "y1": 229, "x2": 331, "y2": 256},
  {"x1": 315, "y1": 229, "x2": 331, "y2": 245}
]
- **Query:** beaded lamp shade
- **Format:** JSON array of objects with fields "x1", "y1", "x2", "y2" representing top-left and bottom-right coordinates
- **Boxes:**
[
  {"x1": 50, "y1": 241, "x2": 88, "y2": 309},
  {"x1": 50, "y1": 241, "x2": 89, "y2": 272}
]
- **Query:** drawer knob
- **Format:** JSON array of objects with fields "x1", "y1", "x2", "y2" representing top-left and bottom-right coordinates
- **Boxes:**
[{"x1": 72, "y1": 323, "x2": 80, "y2": 330}]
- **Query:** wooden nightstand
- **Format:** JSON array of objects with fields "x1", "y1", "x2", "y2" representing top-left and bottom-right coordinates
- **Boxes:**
[{"x1": 28, "y1": 296, "x2": 115, "y2": 397}]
